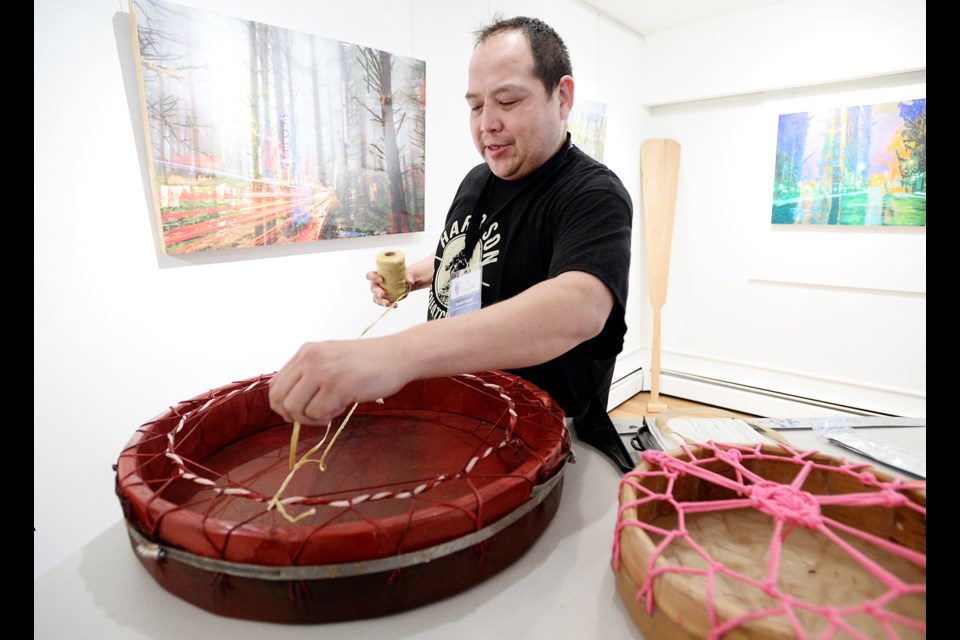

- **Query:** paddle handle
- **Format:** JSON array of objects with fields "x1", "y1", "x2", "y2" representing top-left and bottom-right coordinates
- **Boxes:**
[{"x1": 648, "y1": 308, "x2": 667, "y2": 412}]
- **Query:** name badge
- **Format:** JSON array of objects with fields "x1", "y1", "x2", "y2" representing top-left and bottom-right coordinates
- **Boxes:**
[{"x1": 449, "y1": 267, "x2": 482, "y2": 317}]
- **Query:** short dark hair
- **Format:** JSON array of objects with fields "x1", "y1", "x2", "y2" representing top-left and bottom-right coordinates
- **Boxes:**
[{"x1": 474, "y1": 15, "x2": 572, "y2": 95}]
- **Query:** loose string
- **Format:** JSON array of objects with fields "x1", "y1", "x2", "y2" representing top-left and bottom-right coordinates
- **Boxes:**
[{"x1": 268, "y1": 255, "x2": 409, "y2": 523}]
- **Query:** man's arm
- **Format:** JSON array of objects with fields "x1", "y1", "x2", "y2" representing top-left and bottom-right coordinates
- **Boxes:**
[
  {"x1": 401, "y1": 270, "x2": 612, "y2": 376},
  {"x1": 269, "y1": 270, "x2": 613, "y2": 426},
  {"x1": 405, "y1": 254, "x2": 435, "y2": 293}
]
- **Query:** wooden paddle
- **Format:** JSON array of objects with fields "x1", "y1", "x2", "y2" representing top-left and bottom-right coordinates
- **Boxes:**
[{"x1": 640, "y1": 139, "x2": 681, "y2": 413}]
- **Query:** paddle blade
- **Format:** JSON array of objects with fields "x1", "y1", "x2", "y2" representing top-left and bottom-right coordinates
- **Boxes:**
[{"x1": 640, "y1": 139, "x2": 681, "y2": 309}]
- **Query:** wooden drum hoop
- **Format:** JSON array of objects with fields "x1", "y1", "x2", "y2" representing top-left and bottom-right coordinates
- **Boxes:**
[{"x1": 613, "y1": 442, "x2": 926, "y2": 639}]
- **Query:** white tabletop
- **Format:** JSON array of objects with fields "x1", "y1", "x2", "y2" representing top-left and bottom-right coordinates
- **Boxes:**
[{"x1": 34, "y1": 425, "x2": 925, "y2": 640}]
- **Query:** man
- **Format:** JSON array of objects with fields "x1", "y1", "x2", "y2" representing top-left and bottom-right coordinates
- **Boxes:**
[{"x1": 269, "y1": 16, "x2": 634, "y2": 471}]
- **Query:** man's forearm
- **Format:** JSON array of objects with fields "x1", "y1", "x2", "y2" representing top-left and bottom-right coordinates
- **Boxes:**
[
  {"x1": 406, "y1": 254, "x2": 435, "y2": 292},
  {"x1": 386, "y1": 271, "x2": 613, "y2": 380}
]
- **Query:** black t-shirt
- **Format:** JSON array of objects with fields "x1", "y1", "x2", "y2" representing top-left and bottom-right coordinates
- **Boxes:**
[{"x1": 427, "y1": 134, "x2": 632, "y2": 419}]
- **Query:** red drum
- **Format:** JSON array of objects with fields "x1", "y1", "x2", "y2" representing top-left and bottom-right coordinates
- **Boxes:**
[{"x1": 115, "y1": 371, "x2": 570, "y2": 623}]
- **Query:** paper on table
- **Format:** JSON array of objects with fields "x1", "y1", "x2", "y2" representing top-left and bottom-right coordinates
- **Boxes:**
[
  {"x1": 748, "y1": 416, "x2": 925, "y2": 430},
  {"x1": 827, "y1": 431, "x2": 926, "y2": 479},
  {"x1": 643, "y1": 417, "x2": 778, "y2": 451}
]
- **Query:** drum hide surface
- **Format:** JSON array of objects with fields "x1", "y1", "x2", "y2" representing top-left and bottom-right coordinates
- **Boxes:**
[{"x1": 115, "y1": 370, "x2": 571, "y2": 623}]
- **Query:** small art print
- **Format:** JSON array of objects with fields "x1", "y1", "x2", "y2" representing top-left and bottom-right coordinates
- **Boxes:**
[
  {"x1": 131, "y1": 0, "x2": 426, "y2": 254},
  {"x1": 569, "y1": 98, "x2": 607, "y2": 162},
  {"x1": 771, "y1": 98, "x2": 925, "y2": 226}
]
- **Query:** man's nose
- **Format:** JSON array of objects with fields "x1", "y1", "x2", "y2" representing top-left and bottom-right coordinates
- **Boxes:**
[{"x1": 480, "y1": 107, "x2": 502, "y2": 133}]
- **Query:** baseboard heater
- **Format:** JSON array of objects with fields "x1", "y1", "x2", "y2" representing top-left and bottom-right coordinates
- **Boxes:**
[
  {"x1": 658, "y1": 369, "x2": 901, "y2": 418},
  {"x1": 608, "y1": 368, "x2": 645, "y2": 410}
]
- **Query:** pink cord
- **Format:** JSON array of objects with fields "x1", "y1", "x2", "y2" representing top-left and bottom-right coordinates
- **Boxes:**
[{"x1": 613, "y1": 441, "x2": 926, "y2": 638}]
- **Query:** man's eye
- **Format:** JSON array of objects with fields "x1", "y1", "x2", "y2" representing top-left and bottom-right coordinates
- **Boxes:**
[{"x1": 500, "y1": 100, "x2": 517, "y2": 107}]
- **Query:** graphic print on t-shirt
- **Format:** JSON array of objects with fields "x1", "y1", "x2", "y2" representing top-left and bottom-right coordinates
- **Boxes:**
[{"x1": 428, "y1": 213, "x2": 501, "y2": 320}]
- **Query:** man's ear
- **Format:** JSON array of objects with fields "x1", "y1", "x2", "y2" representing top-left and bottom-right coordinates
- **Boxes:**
[{"x1": 557, "y1": 75, "x2": 574, "y2": 120}]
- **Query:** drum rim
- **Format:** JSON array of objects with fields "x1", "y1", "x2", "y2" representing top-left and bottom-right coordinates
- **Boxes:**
[{"x1": 126, "y1": 465, "x2": 565, "y2": 581}]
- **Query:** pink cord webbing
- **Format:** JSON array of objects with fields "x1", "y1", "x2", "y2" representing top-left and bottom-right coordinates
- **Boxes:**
[{"x1": 612, "y1": 441, "x2": 926, "y2": 639}]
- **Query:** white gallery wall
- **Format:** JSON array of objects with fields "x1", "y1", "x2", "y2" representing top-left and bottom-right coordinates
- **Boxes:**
[
  {"x1": 34, "y1": 0, "x2": 925, "y2": 581},
  {"x1": 635, "y1": 0, "x2": 926, "y2": 417},
  {"x1": 34, "y1": 0, "x2": 647, "y2": 580}
]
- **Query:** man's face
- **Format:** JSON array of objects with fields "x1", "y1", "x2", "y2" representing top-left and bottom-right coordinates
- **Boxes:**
[{"x1": 465, "y1": 31, "x2": 572, "y2": 181}]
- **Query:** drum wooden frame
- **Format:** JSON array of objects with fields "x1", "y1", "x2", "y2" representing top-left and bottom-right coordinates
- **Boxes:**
[{"x1": 614, "y1": 442, "x2": 926, "y2": 639}]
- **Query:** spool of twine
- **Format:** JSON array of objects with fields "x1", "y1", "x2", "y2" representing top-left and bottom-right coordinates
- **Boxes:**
[{"x1": 376, "y1": 250, "x2": 408, "y2": 303}]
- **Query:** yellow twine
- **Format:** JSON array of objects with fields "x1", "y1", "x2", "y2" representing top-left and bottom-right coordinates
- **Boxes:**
[
  {"x1": 269, "y1": 251, "x2": 408, "y2": 523},
  {"x1": 376, "y1": 249, "x2": 408, "y2": 304}
]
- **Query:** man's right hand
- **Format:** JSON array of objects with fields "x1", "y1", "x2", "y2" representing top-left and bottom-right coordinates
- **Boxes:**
[{"x1": 268, "y1": 338, "x2": 410, "y2": 427}]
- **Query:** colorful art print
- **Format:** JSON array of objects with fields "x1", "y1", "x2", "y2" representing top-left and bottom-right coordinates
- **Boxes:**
[
  {"x1": 131, "y1": 0, "x2": 426, "y2": 254},
  {"x1": 569, "y1": 98, "x2": 607, "y2": 162},
  {"x1": 771, "y1": 98, "x2": 925, "y2": 226}
]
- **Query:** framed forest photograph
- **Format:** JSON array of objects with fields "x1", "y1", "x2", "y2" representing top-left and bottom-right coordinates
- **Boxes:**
[
  {"x1": 130, "y1": 0, "x2": 426, "y2": 254},
  {"x1": 770, "y1": 97, "x2": 925, "y2": 226},
  {"x1": 750, "y1": 85, "x2": 926, "y2": 295}
]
